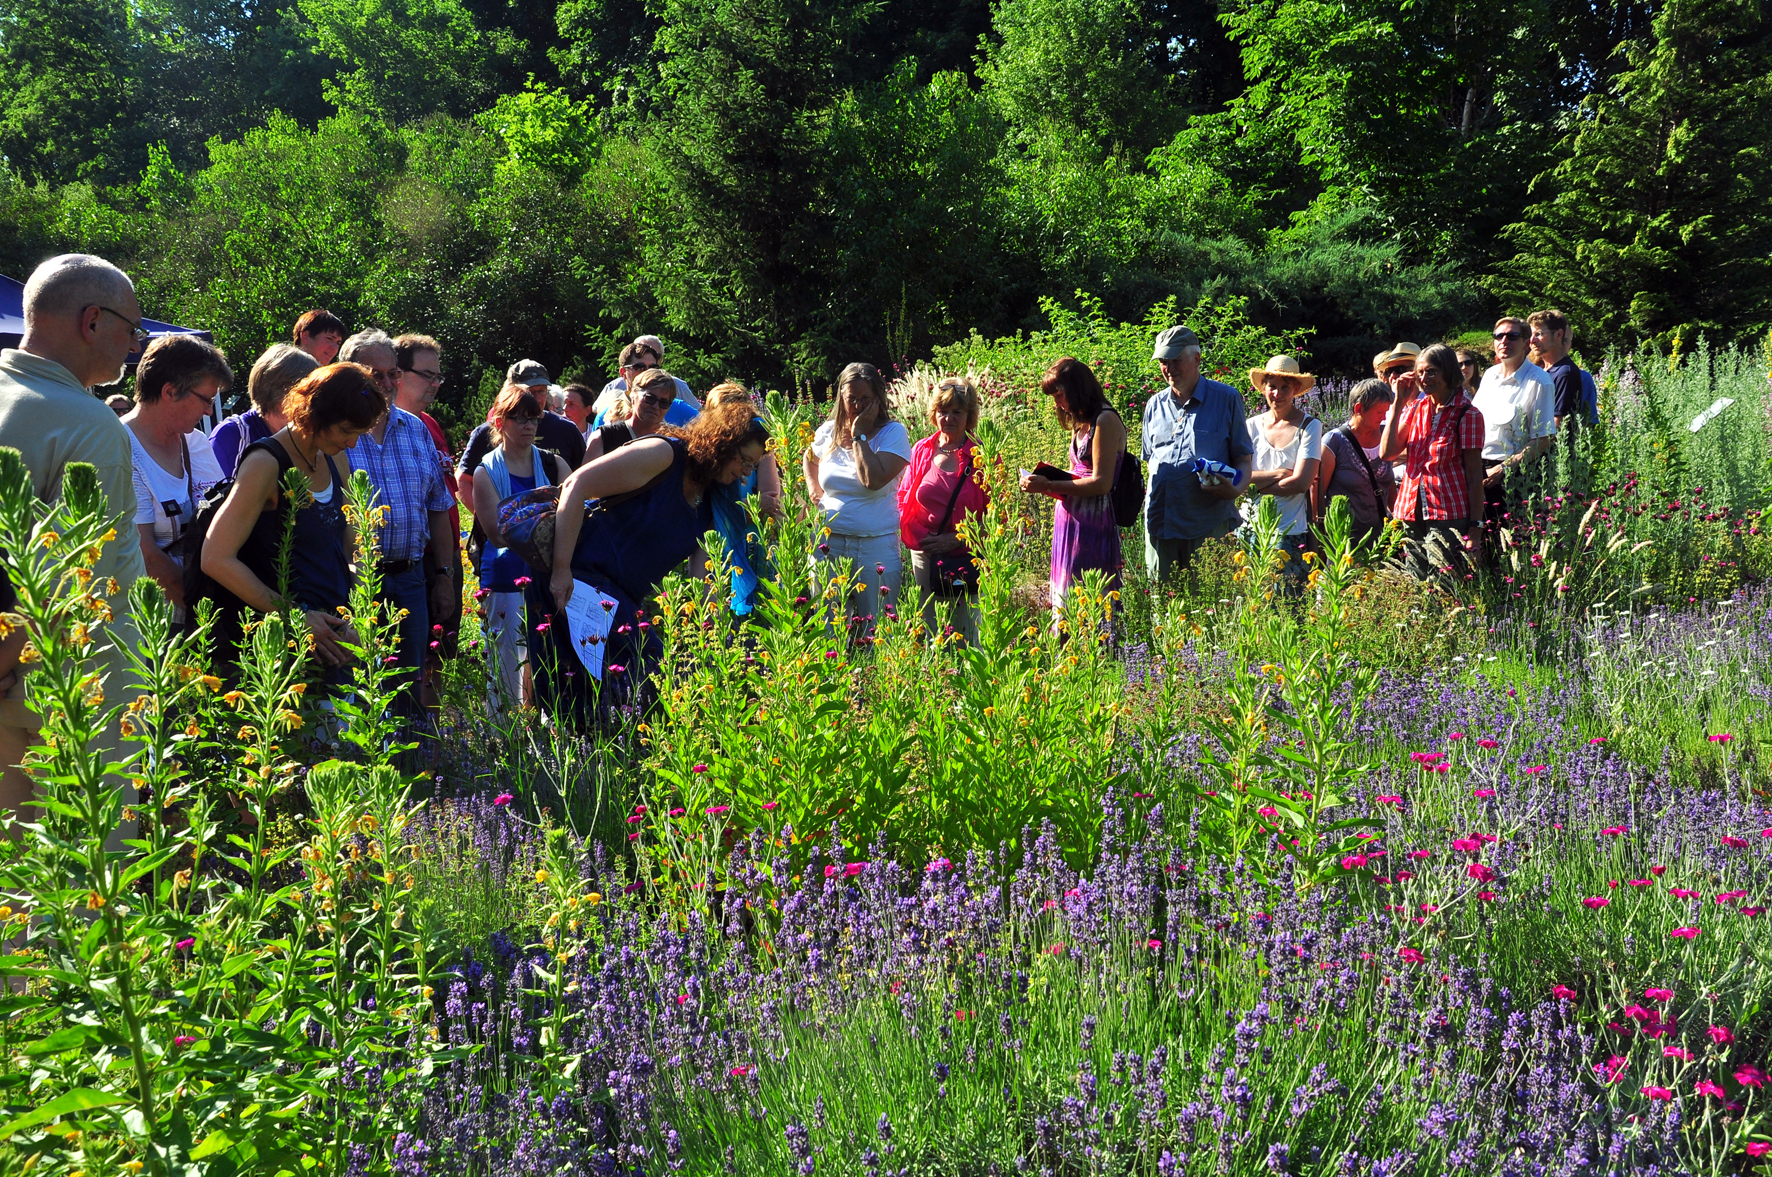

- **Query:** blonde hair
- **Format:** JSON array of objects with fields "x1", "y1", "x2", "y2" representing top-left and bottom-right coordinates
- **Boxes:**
[
  {"x1": 928, "y1": 375, "x2": 980, "y2": 433},
  {"x1": 820, "y1": 362, "x2": 890, "y2": 456},
  {"x1": 702, "y1": 380, "x2": 752, "y2": 411}
]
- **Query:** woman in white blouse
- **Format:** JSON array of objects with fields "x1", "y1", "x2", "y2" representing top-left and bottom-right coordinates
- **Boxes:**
[
  {"x1": 123, "y1": 335, "x2": 230, "y2": 617},
  {"x1": 802, "y1": 363, "x2": 911, "y2": 637},
  {"x1": 1242, "y1": 355, "x2": 1323, "y2": 594}
]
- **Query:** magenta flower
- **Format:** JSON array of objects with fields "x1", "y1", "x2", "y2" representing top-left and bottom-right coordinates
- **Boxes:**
[
  {"x1": 1722, "y1": 835, "x2": 1750, "y2": 848},
  {"x1": 1447, "y1": 732, "x2": 1464, "y2": 740},
  {"x1": 1398, "y1": 946, "x2": 1425, "y2": 964},
  {"x1": 1257, "y1": 806, "x2": 1278, "y2": 817},
  {"x1": 1375, "y1": 794, "x2": 1402, "y2": 805},
  {"x1": 1716, "y1": 890, "x2": 1748, "y2": 905},
  {"x1": 493, "y1": 793, "x2": 514, "y2": 806},
  {"x1": 705, "y1": 805, "x2": 730, "y2": 816},
  {"x1": 1340, "y1": 854, "x2": 1368, "y2": 870},
  {"x1": 1524, "y1": 764, "x2": 1548, "y2": 774},
  {"x1": 1746, "y1": 1142, "x2": 1770, "y2": 1158},
  {"x1": 844, "y1": 862, "x2": 866, "y2": 877},
  {"x1": 174, "y1": 1035, "x2": 197, "y2": 1047},
  {"x1": 669, "y1": 807, "x2": 685, "y2": 817},
  {"x1": 1550, "y1": 984, "x2": 1577, "y2": 1000},
  {"x1": 1408, "y1": 849, "x2": 1431, "y2": 860},
  {"x1": 1467, "y1": 863, "x2": 1496, "y2": 882},
  {"x1": 1473, "y1": 788, "x2": 1497, "y2": 799},
  {"x1": 1476, "y1": 738, "x2": 1500, "y2": 749},
  {"x1": 626, "y1": 814, "x2": 643, "y2": 824},
  {"x1": 608, "y1": 664, "x2": 625, "y2": 675},
  {"x1": 1476, "y1": 890, "x2": 1496, "y2": 901},
  {"x1": 174, "y1": 937, "x2": 194, "y2": 951},
  {"x1": 731, "y1": 1065, "x2": 751, "y2": 1077},
  {"x1": 1665, "y1": 1046, "x2": 1695, "y2": 1061},
  {"x1": 1644, "y1": 987, "x2": 1674, "y2": 1002},
  {"x1": 823, "y1": 865, "x2": 839, "y2": 878},
  {"x1": 1598, "y1": 1055, "x2": 1628, "y2": 1083},
  {"x1": 1738, "y1": 1066, "x2": 1769, "y2": 1089},
  {"x1": 1708, "y1": 732, "x2": 1734, "y2": 744},
  {"x1": 926, "y1": 858, "x2": 952, "y2": 873},
  {"x1": 1743, "y1": 906, "x2": 1766, "y2": 917},
  {"x1": 1451, "y1": 837, "x2": 1481, "y2": 854},
  {"x1": 1710, "y1": 1025, "x2": 1736, "y2": 1045},
  {"x1": 1641, "y1": 1085, "x2": 1673, "y2": 1101},
  {"x1": 691, "y1": 764, "x2": 709, "y2": 774},
  {"x1": 513, "y1": 576, "x2": 532, "y2": 588},
  {"x1": 1695, "y1": 1079, "x2": 1727, "y2": 1099},
  {"x1": 1600, "y1": 825, "x2": 1627, "y2": 836},
  {"x1": 1588, "y1": 737, "x2": 1607, "y2": 745},
  {"x1": 1146, "y1": 938, "x2": 1162, "y2": 951},
  {"x1": 1671, "y1": 926, "x2": 1701, "y2": 940},
  {"x1": 1651, "y1": 864, "x2": 1667, "y2": 876},
  {"x1": 1672, "y1": 887, "x2": 1701, "y2": 899},
  {"x1": 762, "y1": 801, "x2": 779, "y2": 811},
  {"x1": 1627, "y1": 878, "x2": 1653, "y2": 887},
  {"x1": 1582, "y1": 896, "x2": 1609, "y2": 909}
]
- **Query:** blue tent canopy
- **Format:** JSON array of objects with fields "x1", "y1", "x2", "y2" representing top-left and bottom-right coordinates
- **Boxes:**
[{"x1": 0, "y1": 274, "x2": 213, "y2": 357}]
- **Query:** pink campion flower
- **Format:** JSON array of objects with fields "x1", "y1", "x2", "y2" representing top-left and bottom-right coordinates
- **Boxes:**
[
  {"x1": 1665, "y1": 1046, "x2": 1695, "y2": 1061},
  {"x1": 493, "y1": 793, "x2": 514, "y2": 806},
  {"x1": 1716, "y1": 890, "x2": 1748, "y2": 905},
  {"x1": 1341, "y1": 854, "x2": 1369, "y2": 870},
  {"x1": 1695, "y1": 1079, "x2": 1727, "y2": 1099},
  {"x1": 1431, "y1": 763, "x2": 1450, "y2": 774},
  {"x1": 731, "y1": 1065, "x2": 752, "y2": 1077},
  {"x1": 174, "y1": 1036, "x2": 197, "y2": 1047},
  {"x1": 1600, "y1": 826, "x2": 1628, "y2": 836},
  {"x1": 1065, "y1": 888, "x2": 1081, "y2": 897},
  {"x1": 1448, "y1": 732, "x2": 1464, "y2": 741},
  {"x1": 1583, "y1": 897, "x2": 1610, "y2": 909},
  {"x1": 1608, "y1": 1021, "x2": 1635, "y2": 1037},
  {"x1": 1708, "y1": 733, "x2": 1734, "y2": 744},
  {"x1": 762, "y1": 801, "x2": 778, "y2": 811},
  {"x1": 1049, "y1": 943, "x2": 1066, "y2": 956},
  {"x1": 1745, "y1": 1142, "x2": 1770, "y2": 1158},
  {"x1": 1645, "y1": 988, "x2": 1675, "y2": 1003},
  {"x1": 626, "y1": 815, "x2": 643, "y2": 824},
  {"x1": 1258, "y1": 806, "x2": 1278, "y2": 817},
  {"x1": 633, "y1": 804, "x2": 646, "y2": 814},
  {"x1": 1468, "y1": 863, "x2": 1497, "y2": 882},
  {"x1": 1599, "y1": 1055, "x2": 1629, "y2": 1083},
  {"x1": 1409, "y1": 849, "x2": 1431, "y2": 860},
  {"x1": 1386, "y1": 904, "x2": 1407, "y2": 913},
  {"x1": 1651, "y1": 864, "x2": 1667, "y2": 876},
  {"x1": 174, "y1": 938, "x2": 195, "y2": 951},
  {"x1": 627, "y1": 832, "x2": 640, "y2": 841},
  {"x1": 1742, "y1": 906, "x2": 1765, "y2": 917},
  {"x1": 1722, "y1": 836, "x2": 1750, "y2": 848},
  {"x1": 1551, "y1": 985, "x2": 1577, "y2": 1000},
  {"x1": 676, "y1": 994, "x2": 691, "y2": 1005},
  {"x1": 1623, "y1": 1004, "x2": 1653, "y2": 1022},
  {"x1": 534, "y1": 621, "x2": 551, "y2": 635},
  {"x1": 844, "y1": 862, "x2": 866, "y2": 877},
  {"x1": 1476, "y1": 738, "x2": 1500, "y2": 749},
  {"x1": 926, "y1": 859, "x2": 952, "y2": 873},
  {"x1": 1628, "y1": 879, "x2": 1653, "y2": 888},
  {"x1": 1641, "y1": 1085, "x2": 1673, "y2": 1101},
  {"x1": 513, "y1": 576, "x2": 532, "y2": 588},
  {"x1": 1477, "y1": 890, "x2": 1497, "y2": 901},
  {"x1": 1525, "y1": 765, "x2": 1548, "y2": 775},
  {"x1": 1762, "y1": 828, "x2": 1772, "y2": 838},
  {"x1": 1608, "y1": 880, "x2": 1620, "y2": 889},
  {"x1": 1671, "y1": 926, "x2": 1701, "y2": 940},
  {"x1": 669, "y1": 808, "x2": 685, "y2": 817},
  {"x1": 705, "y1": 805, "x2": 730, "y2": 816},
  {"x1": 1709, "y1": 1025, "x2": 1735, "y2": 1045},
  {"x1": 691, "y1": 764, "x2": 709, "y2": 774},
  {"x1": 823, "y1": 865, "x2": 839, "y2": 878},
  {"x1": 1474, "y1": 833, "x2": 1498, "y2": 844},
  {"x1": 1452, "y1": 837, "x2": 1481, "y2": 854},
  {"x1": 1146, "y1": 938, "x2": 1162, "y2": 951},
  {"x1": 1589, "y1": 737, "x2": 1607, "y2": 745},
  {"x1": 1419, "y1": 904, "x2": 1440, "y2": 913},
  {"x1": 1671, "y1": 888, "x2": 1701, "y2": 899},
  {"x1": 1398, "y1": 947, "x2": 1425, "y2": 963},
  {"x1": 1375, "y1": 795, "x2": 1403, "y2": 805},
  {"x1": 1396, "y1": 870, "x2": 1415, "y2": 881},
  {"x1": 1474, "y1": 788, "x2": 1497, "y2": 799},
  {"x1": 1737, "y1": 1065, "x2": 1769, "y2": 1089}
]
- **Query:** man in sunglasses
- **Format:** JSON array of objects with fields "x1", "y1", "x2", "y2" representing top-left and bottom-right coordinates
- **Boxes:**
[
  {"x1": 0, "y1": 253, "x2": 153, "y2": 833},
  {"x1": 590, "y1": 336, "x2": 701, "y2": 427},
  {"x1": 1473, "y1": 315, "x2": 1556, "y2": 535}
]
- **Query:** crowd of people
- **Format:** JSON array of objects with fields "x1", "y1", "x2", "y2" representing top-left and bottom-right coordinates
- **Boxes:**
[{"x1": 0, "y1": 251, "x2": 1598, "y2": 763}]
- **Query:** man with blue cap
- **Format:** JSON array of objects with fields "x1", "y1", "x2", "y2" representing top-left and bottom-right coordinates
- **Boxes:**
[{"x1": 1141, "y1": 324, "x2": 1253, "y2": 580}]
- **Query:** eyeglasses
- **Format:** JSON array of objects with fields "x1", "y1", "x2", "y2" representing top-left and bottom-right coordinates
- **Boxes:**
[
  {"x1": 505, "y1": 409, "x2": 542, "y2": 423},
  {"x1": 401, "y1": 366, "x2": 445, "y2": 386},
  {"x1": 98, "y1": 306, "x2": 151, "y2": 347},
  {"x1": 636, "y1": 394, "x2": 674, "y2": 413},
  {"x1": 369, "y1": 367, "x2": 400, "y2": 385},
  {"x1": 1493, "y1": 330, "x2": 1525, "y2": 342},
  {"x1": 626, "y1": 361, "x2": 658, "y2": 374}
]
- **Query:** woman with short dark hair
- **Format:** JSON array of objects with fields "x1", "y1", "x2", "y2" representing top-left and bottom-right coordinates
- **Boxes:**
[
  {"x1": 200, "y1": 363, "x2": 383, "y2": 675},
  {"x1": 124, "y1": 335, "x2": 232, "y2": 615},
  {"x1": 1020, "y1": 357, "x2": 1126, "y2": 613}
]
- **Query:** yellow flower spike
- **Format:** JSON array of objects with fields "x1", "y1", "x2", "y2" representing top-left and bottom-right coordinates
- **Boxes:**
[
  {"x1": 200, "y1": 675, "x2": 222, "y2": 692},
  {"x1": 17, "y1": 644, "x2": 38, "y2": 664},
  {"x1": 38, "y1": 530, "x2": 58, "y2": 548},
  {"x1": 586, "y1": 892, "x2": 602, "y2": 906},
  {"x1": 536, "y1": 869, "x2": 550, "y2": 884}
]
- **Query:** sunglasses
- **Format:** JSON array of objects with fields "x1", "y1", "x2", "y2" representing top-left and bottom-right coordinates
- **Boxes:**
[
  {"x1": 636, "y1": 394, "x2": 674, "y2": 412},
  {"x1": 505, "y1": 409, "x2": 543, "y2": 423},
  {"x1": 1493, "y1": 330, "x2": 1525, "y2": 342}
]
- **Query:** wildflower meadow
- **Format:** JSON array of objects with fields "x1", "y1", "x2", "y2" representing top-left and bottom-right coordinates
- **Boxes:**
[{"x1": 3, "y1": 329, "x2": 1772, "y2": 1176}]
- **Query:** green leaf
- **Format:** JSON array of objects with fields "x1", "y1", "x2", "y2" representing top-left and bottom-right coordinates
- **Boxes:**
[
  {"x1": 22, "y1": 1022, "x2": 127, "y2": 1056},
  {"x1": 0, "y1": 1087, "x2": 130, "y2": 1137}
]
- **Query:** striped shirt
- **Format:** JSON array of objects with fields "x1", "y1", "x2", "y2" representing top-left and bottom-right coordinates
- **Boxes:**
[{"x1": 347, "y1": 407, "x2": 454, "y2": 562}]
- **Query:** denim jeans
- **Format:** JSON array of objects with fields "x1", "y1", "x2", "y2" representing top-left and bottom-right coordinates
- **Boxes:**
[{"x1": 379, "y1": 563, "x2": 428, "y2": 705}]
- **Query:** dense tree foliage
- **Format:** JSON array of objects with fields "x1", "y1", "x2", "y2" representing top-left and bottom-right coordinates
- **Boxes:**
[{"x1": 0, "y1": 0, "x2": 1765, "y2": 407}]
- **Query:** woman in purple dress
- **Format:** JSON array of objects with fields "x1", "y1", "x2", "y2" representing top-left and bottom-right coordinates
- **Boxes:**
[{"x1": 1019, "y1": 357, "x2": 1126, "y2": 613}]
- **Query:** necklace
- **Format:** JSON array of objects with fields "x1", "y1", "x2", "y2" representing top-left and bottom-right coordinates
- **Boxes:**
[
  {"x1": 937, "y1": 437, "x2": 965, "y2": 454},
  {"x1": 286, "y1": 430, "x2": 319, "y2": 473}
]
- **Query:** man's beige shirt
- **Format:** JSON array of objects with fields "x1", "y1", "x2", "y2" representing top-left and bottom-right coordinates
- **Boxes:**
[{"x1": 0, "y1": 349, "x2": 147, "y2": 709}]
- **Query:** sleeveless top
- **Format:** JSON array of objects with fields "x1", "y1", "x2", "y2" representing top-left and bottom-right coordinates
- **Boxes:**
[
  {"x1": 568, "y1": 437, "x2": 714, "y2": 617},
  {"x1": 479, "y1": 444, "x2": 552, "y2": 589}
]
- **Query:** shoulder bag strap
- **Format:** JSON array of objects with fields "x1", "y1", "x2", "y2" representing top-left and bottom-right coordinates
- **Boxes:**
[
  {"x1": 933, "y1": 451, "x2": 972, "y2": 535},
  {"x1": 1335, "y1": 425, "x2": 1389, "y2": 518}
]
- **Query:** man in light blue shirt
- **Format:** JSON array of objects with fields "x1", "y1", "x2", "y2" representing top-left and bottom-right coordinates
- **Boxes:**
[{"x1": 1141, "y1": 325, "x2": 1253, "y2": 580}]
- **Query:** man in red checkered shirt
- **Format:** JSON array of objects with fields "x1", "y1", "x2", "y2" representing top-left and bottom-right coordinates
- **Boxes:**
[{"x1": 1379, "y1": 342, "x2": 1487, "y2": 578}]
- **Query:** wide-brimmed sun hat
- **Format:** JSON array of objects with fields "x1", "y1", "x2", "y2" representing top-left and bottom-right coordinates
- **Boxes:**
[
  {"x1": 1249, "y1": 354, "x2": 1316, "y2": 390},
  {"x1": 1374, "y1": 342, "x2": 1422, "y2": 374}
]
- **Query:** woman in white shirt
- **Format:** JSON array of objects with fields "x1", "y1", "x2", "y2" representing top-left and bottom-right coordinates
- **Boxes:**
[
  {"x1": 802, "y1": 363, "x2": 911, "y2": 637},
  {"x1": 123, "y1": 335, "x2": 230, "y2": 616},
  {"x1": 1242, "y1": 355, "x2": 1323, "y2": 593}
]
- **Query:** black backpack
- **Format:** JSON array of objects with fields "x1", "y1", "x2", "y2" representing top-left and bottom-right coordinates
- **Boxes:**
[
  {"x1": 1111, "y1": 447, "x2": 1144, "y2": 528},
  {"x1": 180, "y1": 438, "x2": 299, "y2": 627}
]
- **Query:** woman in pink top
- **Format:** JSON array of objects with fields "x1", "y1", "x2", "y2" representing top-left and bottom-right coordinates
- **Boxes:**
[{"x1": 899, "y1": 376, "x2": 990, "y2": 643}]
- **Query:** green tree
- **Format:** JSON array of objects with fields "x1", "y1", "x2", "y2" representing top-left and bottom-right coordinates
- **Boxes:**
[
  {"x1": 0, "y1": 0, "x2": 139, "y2": 184},
  {"x1": 297, "y1": 0, "x2": 521, "y2": 120},
  {"x1": 1489, "y1": 0, "x2": 1772, "y2": 348}
]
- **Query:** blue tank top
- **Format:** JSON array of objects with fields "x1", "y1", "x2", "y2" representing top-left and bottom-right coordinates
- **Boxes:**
[{"x1": 568, "y1": 437, "x2": 713, "y2": 615}]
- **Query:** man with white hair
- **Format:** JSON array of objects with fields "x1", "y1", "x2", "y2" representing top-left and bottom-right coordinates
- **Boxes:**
[
  {"x1": 0, "y1": 253, "x2": 151, "y2": 825},
  {"x1": 340, "y1": 329, "x2": 455, "y2": 710},
  {"x1": 1141, "y1": 325, "x2": 1252, "y2": 581}
]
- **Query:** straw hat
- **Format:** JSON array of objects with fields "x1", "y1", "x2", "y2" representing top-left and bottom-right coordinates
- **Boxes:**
[
  {"x1": 1374, "y1": 342, "x2": 1421, "y2": 374},
  {"x1": 1248, "y1": 354, "x2": 1316, "y2": 390}
]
